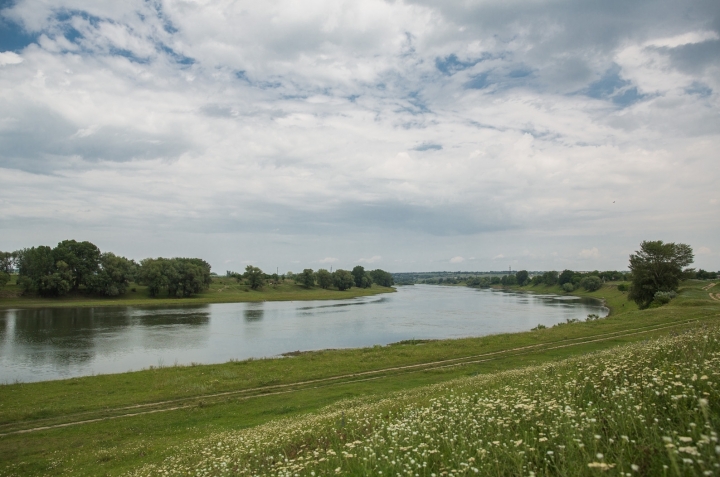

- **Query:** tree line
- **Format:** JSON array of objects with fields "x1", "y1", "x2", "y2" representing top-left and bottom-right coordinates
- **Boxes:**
[
  {"x1": 466, "y1": 240, "x2": 708, "y2": 310},
  {"x1": 0, "y1": 240, "x2": 211, "y2": 298},
  {"x1": 466, "y1": 269, "x2": 611, "y2": 292},
  {"x1": 227, "y1": 265, "x2": 394, "y2": 291}
]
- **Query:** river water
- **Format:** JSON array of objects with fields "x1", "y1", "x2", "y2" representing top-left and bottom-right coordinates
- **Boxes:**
[{"x1": 0, "y1": 285, "x2": 607, "y2": 383}]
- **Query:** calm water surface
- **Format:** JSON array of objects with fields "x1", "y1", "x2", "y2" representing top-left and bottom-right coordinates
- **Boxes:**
[{"x1": 0, "y1": 285, "x2": 607, "y2": 383}]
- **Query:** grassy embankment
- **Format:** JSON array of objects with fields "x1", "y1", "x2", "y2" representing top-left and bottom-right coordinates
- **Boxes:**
[
  {"x1": 0, "y1": 280, "x2": 718, "y2": 476},
  {"x1": 0, "y1": 276, "x2": 395, "y2": 309}
]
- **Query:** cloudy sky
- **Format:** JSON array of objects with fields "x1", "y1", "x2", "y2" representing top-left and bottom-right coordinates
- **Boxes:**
[{"x1": 1, "y1": 0, "x2": 718, "y2": 273}]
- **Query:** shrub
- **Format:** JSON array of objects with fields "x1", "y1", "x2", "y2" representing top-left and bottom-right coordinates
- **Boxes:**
[
  {"x1": 580, "y1": 276, "x2": 602, "y2": 292},
  {"x1": 652, "y1": 290, "x2": 677, "y2": 306},
  {"x1": 562, "y1": 282, "x2": 574, "y2": 292}
]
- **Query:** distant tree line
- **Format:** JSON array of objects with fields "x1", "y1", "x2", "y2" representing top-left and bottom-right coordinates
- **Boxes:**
[
  {"x1": 0, "y1": 240, "x2": 211, "y2": 298},
  {"x1": 226, "y1": 265, "x2": 394, "y2": 291},
  {"x1": 465, "y1": 269, "x2": 624, "y2": 293}
]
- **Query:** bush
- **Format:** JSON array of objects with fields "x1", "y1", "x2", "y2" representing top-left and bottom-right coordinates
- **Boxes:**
[
  {"x1": 562, "y1": 282, "x2": 574, "y2": 292},
  {"x1": 652, "y1": 290, "x2": 677, "y2": 306},
  {"x1": 617, "y1": 283, "x2": 628, "y2": 292},
  {"x1": 580, "y1": 276, "x2": 602, "y2": 292}
]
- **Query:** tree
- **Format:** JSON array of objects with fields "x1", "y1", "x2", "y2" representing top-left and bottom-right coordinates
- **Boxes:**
[
  {"x1": 85, "y1": 253, "x2": 137, "y2": 296},
  {"x1": 244, "y1": 265, "x2": 264, "y2": 290},
  {"x1": 558, "y1": 269, "x2": 574, "y2": 286},
  {"x1": 316, "y1": 269, "x2": 333, "y2": 289},
  {"x1": 167, "y1": 258, "x2": 212, "y2": 297},
  {"x1": 333, "y1": 269, "x2": 355, "y2": 291},
  {"x1": 53, "y1": 240, "x2": 101, "y2": 291},
  {"x1": 299, "y1": 268, "x2": 315, "y2": 288},
  {"x1": 580, "y1": 276, "x2": 602, "y2": 292},
  {"x1": 16, "y1": 246, "x2": 73, "y2": 296},
  {"x1": 138, "y1": 258, "x2": 171, "y2": 297},
  {"x1": 542, "y1": 271, "x2": 559, "y2": 286},
  {"x1": 0, "y1": 251, "x2": 15, "y2": 274},
  {"x1": 351, "y1": 266, "x2": 366, "y2": 288},
  {"x1": 369, "y1": 269, "x2": 394, "y2": 287},
  {"x1": 515, "y1": 270, "x2": 529, "y2": 286},
  {"x1": 628, "y1": 240, "x2": 694, "y2": 309}
]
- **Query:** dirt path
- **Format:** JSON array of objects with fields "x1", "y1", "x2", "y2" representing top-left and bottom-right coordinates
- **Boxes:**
[{"x1": 0, "y1": 318, "x2": 709, "y2": 438}]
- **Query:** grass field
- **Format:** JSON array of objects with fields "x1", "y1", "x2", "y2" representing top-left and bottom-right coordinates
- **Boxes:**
[
  {"x1": 0, "y1": 280, "x2": 718, "y2": 475},
  {"x1": 0, "y1": 276, "x2": 395, "y2": 309}
]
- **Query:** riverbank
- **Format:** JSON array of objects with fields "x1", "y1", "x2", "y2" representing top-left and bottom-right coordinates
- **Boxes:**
[
  {"x1": 0, "y1": 276, "x2": 395, "y2": 309},
  {"x1": 498, "y1": 280, "x2": 637, "y2": 315},
  {"x1": 0, "y1": 280, "x2": 717, "y2": 475}
]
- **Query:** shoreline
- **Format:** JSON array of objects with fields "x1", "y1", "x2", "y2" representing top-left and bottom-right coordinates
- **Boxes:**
[{"x1": 0, "y1": 283, "x2": 396, "y2": 310}]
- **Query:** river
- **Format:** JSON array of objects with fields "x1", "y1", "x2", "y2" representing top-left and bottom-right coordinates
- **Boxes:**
[{"x1": 0, "y1": 285, "x2": 607, "y2": 383}]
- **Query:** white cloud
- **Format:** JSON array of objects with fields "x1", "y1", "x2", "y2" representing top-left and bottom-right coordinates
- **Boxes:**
[
  {"x1": 697, "y1": 247, "x2": 711, "y2": 255},
  {"x1": 0, "y1": 0, "x2": 717, "y2": 272},
  {"x1": 450, "y1": 256, "x2": 465, "y2": 264},
  {"x1": 0, "y1": 51, "x2": 23, "y2": 66},
  {"x1": 579, "y1": 247, "x2": 601, "y2": 259},
  {"x1": 319, "y1": 257, "x2": 339, "y2": 264},
  {"x1": 358, "y1": 255, "x2": 382, "y2": 263}
]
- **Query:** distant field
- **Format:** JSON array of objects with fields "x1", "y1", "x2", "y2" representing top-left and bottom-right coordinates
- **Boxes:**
[
  {"x1": 0, "y1": 276, "x2": 395, "y2": 309},
  {"x1": 0, "y1": 280, "x2": 717, "y2": 476}
]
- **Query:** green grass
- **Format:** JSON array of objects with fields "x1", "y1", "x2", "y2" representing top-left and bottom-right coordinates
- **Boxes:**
[
  {"x1": 128, "y1": 324, "x2": 720, "y2": 477},
  {"x1": 0, "y1": 277, "x2": 395, "y2": 309},
  {"x1": 0, "y1": 280, "x2": 718, "y2": 476}
]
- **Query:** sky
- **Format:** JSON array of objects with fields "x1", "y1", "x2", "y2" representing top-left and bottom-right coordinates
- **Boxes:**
[{"x1": 0, "y1": 0, "x2": 719, "y2": 274}]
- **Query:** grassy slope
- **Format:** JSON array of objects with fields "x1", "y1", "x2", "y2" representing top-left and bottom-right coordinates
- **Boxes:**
[
  {"x1": 0, "y1": 280, "x2": 717, "y2": 476},
  {"x1": 0, "y1": 276, "x2": 395, "y2": 309}
]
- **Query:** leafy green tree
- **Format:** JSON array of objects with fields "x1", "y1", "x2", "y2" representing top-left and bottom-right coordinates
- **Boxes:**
[
  {"x1": 138, "y1": 258, "x2": 171, "y2": 297},
  {"x1": 369, "y1": 269, "x2": 394, "y2": 287},
  {"x1": 515, "y1": 270, "x2": 529, "y2": 286},
  {"x1": 0, "y1": 271, "x2": 9, "y2": 287},
  {"x1": 580, "y1": 276, "x2": 602, "y2": 292},
  {"x1": 351, "y1": 266, "x2": 366, "y2": 288},
  {"x1": 86, "y1": 253, "x2": 137, "y2": 296},
  {"x1": 299, "y1": 268, "x2": 316, "y2": 288},
  {"x1": 0, "y1": 251, "x2": 15, "y2": 274},
  {"x1": 316, "y1": 269, "x2": 333, "y2": 289},
  {"x1": 53, "y1": 240, "x2": 101, "y2": 290},
  {"x1": 166, "y1": 258, "x2": 212, "y2": 297},
  {"x1": 16, "y1": 246, "x2": 73, "y2": 296},
  {"x1": 500, "y1": 274, "x2": 517, "y2": 286},
  {"x1": 244, "y1": 265, "x2": 265, "y2": 290},
  {"x1": 467, "y1": 276, "x2": 491, "y2": 288},
  {"x1": 490, "y1": 276, "x2": 501, "y2": 285},
  {"x1": 562, "y1": 282, "x2": 575, "y2": 292},
  {"x1": 360, "y1": 275, "x2": 372, "y2": 288},
  {"x1": 542, "y1": 271, "x2": 559, "y2": 286},
  {"x1": 558, "y1": 269, "x2": 574, "y2": 286},
  {"x1": 628, "y1": 240, "x2": 694, "y2": 309},
  {"x1": 333, "y1": 269, "x2": 354, "y2": 291},
  {"x1": 139, "y1": 258, "x2": 211, "y2": 297}
]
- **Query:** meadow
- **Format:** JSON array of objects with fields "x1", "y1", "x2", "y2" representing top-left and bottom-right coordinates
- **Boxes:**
[{"x1": 0, "y1": 280, "x2": 718, "y2": 475}]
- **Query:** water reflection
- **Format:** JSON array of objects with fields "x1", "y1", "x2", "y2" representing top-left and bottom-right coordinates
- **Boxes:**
[
  {"x1": 0, "y1": 285, "x2": 607, "y2": 383},
  {"x1": 244, "y1": 303, "x2": 265, "y2": 322}
]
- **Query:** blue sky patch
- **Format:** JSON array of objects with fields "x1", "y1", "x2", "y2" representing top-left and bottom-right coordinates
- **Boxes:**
[
  {"x1": 465, "y1": 73, "x2": 491, "y2": 90},
  {"x1": 435, "y1": 53, "x2": 489, "y2": 76},
  {"x1": 0, "y1": 15, "x2": 37, "y2": 51},
  {"x1": 158, "y1": 44, "x2": 194, "y2": 66},
  {"x1": 685, "y1": 81, "x2": 712, "y2": 97},
  {"x1": 582, "y1": 64, "x2": 646, "y2": 106}
]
